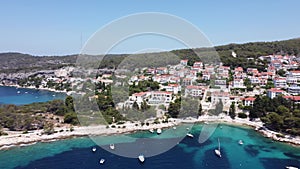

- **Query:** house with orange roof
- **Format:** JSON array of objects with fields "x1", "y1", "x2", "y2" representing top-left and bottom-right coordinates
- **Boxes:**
[{"x1": 241, "y1": 97, "x2": 256, "y2": 107}]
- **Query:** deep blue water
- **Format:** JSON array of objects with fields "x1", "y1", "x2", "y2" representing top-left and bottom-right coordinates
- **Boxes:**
[
  {"x1": 0, "y1": 124, "x2": 299, "y2": 169},
  {"x1": 0, "y1": 86, "x2": 66, "y2": 105}
]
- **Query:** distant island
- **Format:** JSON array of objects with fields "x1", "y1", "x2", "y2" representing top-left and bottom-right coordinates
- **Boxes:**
[{"x1": 1, "y1": 38, "x2": 300, "y2": 149}]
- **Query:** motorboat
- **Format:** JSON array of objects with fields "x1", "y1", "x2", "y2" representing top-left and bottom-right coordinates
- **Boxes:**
[{"x1": 138, "y1": 154, "x2": 145, "y2": 163}]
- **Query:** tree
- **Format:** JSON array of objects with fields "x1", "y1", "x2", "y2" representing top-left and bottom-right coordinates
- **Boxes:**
[
  {"x1": 65, "y1": 96, "x2": 75, "y2": 112},
  {"x1": 277, "y1": 69, "x2": 286, "y2": 77},
  {"x1": 198, "y1": 103, "x2": 203, "y2": 116},
  {"x1": 167, "y1": 98, "x2": 181, "y2": 118},
  {"x1": 132, "y1": 101, "x2": 139, "y2": 110},
  {"x1": 43, "y1": 122, "x2": 55, "y2": 135},
  {"x1": 229, "y1": 102, "x2": 236, "y2": 119},
  {"x1": 64, "y1": 112, "x2": 79, "y2": 125}
]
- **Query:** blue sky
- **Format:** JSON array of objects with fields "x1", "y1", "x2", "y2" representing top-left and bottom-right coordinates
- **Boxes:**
[{"x1": 0, "y1": 0, "x2": 299, "y2": 55}]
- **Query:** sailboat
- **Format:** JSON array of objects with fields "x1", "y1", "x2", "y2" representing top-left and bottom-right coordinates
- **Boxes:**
[{"x1": 214, "y1": 138, "x2": 221, "y2": 158}]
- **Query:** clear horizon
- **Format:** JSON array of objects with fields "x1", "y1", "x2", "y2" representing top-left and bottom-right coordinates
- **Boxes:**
[{"x1": 1, "y1": 0, "x2": 300, "y2": 55}]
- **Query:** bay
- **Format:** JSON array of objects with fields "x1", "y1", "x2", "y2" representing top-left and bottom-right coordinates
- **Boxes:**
[
  {"x1": 0, "y1": 124, "x2": 299, "y2": 169},
  {"x1": 0, "y1": 86, "x2": 66, "y2": 105}
]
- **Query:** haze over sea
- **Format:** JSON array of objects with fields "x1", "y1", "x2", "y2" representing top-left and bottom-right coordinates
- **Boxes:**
[
  {"x1": 0, "y1": 86, "x2": 66, "y2": 105},
  {"x1": 0, "y1": 124, "x2": 299, "y2": 169}
]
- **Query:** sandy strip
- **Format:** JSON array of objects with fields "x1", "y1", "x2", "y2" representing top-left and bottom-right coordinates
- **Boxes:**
[{"x1": 1, "y1": 115, "x2": 300, "y2": 150}]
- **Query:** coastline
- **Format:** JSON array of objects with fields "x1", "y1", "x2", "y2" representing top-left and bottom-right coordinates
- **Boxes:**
[{"x1": 1, "y1": 115, "x2": 300, "y2": 150}]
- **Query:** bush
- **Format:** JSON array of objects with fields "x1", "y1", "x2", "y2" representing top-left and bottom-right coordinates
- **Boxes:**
[{"x1": 238, "y1": 113, "x2": 247, "y2": 118}]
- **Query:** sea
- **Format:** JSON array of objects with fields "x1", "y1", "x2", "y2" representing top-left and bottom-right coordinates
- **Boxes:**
[
  {"x1": 0, "y1": 124, "x2": 299, "y2": 169},
  {"x1": 0, "y1": 86, "x2": 66, "y2": 105}
]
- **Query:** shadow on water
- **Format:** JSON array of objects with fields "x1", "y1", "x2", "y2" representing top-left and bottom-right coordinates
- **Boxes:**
[
  {"x1": 244, "y1": 145, "x2": 260, "y2": 157},
  {"x1": 284, "y1": 152, "x2": 300, "y2": 159},
  {"x1": 200, "y1": 148, "x2": 231, "y2": 169},
  {"x1": 260, "y1": 158, "x2": 300, "y2": 169}
]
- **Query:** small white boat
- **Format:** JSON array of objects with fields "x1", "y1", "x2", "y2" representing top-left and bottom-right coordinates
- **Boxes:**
[
  {"x1": 92, "y1": 147, "x2": 97, "y2": 152},
  {"x1": 52, "y1": 94, "x2": 55, "y2": 97},
  {"x1": 99, "y1": 158, "x2": 105, "y2": 164},
  {"x1": 109, "y1": 143, "x2": 115, "y2": 150},
  {"x1": 138, "y1": 154, "x2": 145, "y2": 163},
  {"x1": 25, "y1": 91, "x2": 28, "y2": 94},
  {"x1": 214, "y1": 138, "x2": 221, "y2": 158},
  {"x1": 186, "y1": 133, "x2": 194, "y2": 138},
  {"x1": 204, "y1": 121, "x2": 209, "y2": 124},
  {"x1": 157, "y1": 128, "x2": 162, "y2": 134},
  {"x1": 173, "y1": 126, "x2": 176, "y2": 130},
  {"x1": 286, "y1": 166, "x2": 298, "y2": 169},
  {"x1": 238, "y1": 140, "x2": 244, "y2": 145},
  {"x1": 17, "y1": 91, "x2": 20, "y2": 94},
  {"x1": 149, "y1": 129, "x2": 154, "y2": 133}
]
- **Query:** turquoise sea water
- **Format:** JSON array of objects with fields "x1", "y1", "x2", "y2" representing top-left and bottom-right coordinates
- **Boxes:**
[
  {"x1": 0, "y1": 123, "x2": 299, "y2": 169},
  {"x1": 0, "y1": 86, "x2": 66, "y2": 105}
]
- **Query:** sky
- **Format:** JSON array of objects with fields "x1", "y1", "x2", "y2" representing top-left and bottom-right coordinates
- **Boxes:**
[{"x1": 0, "y1": 0, "x2": 300, "y2": 56}]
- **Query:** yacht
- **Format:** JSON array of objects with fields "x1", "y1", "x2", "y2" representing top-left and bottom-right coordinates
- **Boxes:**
[
  {"x1": 109, "y1": 143, "x2": 115, "y2": 150},
  {"x1": 186, "y1": 133, "x2": 194, "y2": 138},
  {"x1": 99, "y1": 159, "x2": 105, "y2": 164},
  {"x1": 138, "y1": 154, "x2": 145, "y2": 163},
  {"x1": 286, "y1": 166, "x2": 298, "y2": 169},
  {"x1": 214, "y1": 138, "x2": 221, "y2": 158}
]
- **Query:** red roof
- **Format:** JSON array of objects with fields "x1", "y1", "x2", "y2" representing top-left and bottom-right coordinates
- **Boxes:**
[
  {"x1": 243, "y1": 97, "x2": 256, "y2": 101},
  {"x1": 186, "y1": 85, "x2": 202, "y2": 90},
  {"x1": 283, "y1": 96, "x2": 300, "y2": 101},
  {"x1": 268, "y1": 88, "x2": 284, "y2": 93}
]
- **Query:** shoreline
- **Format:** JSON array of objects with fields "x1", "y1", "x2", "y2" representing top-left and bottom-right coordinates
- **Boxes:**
[{"x1": 1, "y1": 115, "x2": 300, "y2": 150}]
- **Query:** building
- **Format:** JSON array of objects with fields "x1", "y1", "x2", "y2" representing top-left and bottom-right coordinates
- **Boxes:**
[
  {"x1": 288, "y1": 86, "x2": 300, "y2": 95},
  {"x1": 273, "y1": 77, "x2": 287, "y2": 88},
  {"x1": 241, "y1": 97, "x2": 256, "y2": 107},
  {"x1": 180, "y1": 60, "x2": 188, "y2": 66},
  {"x1": 211, "y1": 91, "x2": 230, "y2": 105},
  {"x1": 267, "y1": 88, "x2": 284, "y2": 99},
  {"x1": 148, "y1": 91, "x2": 172, "y2": 105},
  {"x1": 185, "y1": 85, "x2": 204, "y2": 97},
  {"x1": 232, "y1": 79, "x2": 245, "y2": 88},
  {"x1": 163, "y1": 84, "x2": 181, "y2": 94}
]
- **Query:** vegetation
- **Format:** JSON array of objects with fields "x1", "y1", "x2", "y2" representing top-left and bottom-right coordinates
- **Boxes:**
[{"x1": 250, "y1": 95, "x2": 300, "y2": 136}]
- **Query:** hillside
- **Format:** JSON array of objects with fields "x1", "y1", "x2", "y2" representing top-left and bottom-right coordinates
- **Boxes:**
[{"x1": 1, "y1": 38, "x2": 300, "y2": 73}]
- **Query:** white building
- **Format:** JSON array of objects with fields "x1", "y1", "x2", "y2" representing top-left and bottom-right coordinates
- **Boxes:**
[
  {"x1": 273, "y1": 77, "x2": 287, "y2": 88},
  {"x1": 185, "y1": 85, "x2": 204, "y2": 97},
  {"x1": 288, "y1": 86, "x2": 300, "y2": 95},
  {"x1": 267, "y1": 88, "x2": 284, "y2": 99}
]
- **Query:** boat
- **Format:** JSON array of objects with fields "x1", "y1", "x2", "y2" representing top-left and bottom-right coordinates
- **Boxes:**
[
  {"x1": 138, "y1": 154, "x2": 145, "y2": 163},
  {"x1": 286, "y1": 166, "x2": 298, "y2": 169},
  {"x1": 173, "y1": 126, "x2": 176, "y2": 130},
  {"x1": 186, "y1": 133, "x2": 194, "y2": 138},
  {"x1": 109, "y1": 143, "x2": 115, "y2": 150},
  {"x1": 25, "y1": 91, "x2": 28, "y2": 94},
  {"x1": 157, "y1": 128, "x2": 162, "y2": 134},
  {"x1": 214, "y1": 138, "x2": 221, "y2": 158},
  {"x1": 99, "y1": 158, "x2": 105, "y2": 164},
  {"x1": 149, "y1": 128, "x2": 154, "y2": 133},
  {"x1": 17, "y1": 91, "x2": 20, "y2": 94},
  {"x1": 92, "y1": 147, "x2": 97, "y2": 152},
  {"x1": 238, "y1": 140, "x2": 244, "y2": 145}
]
